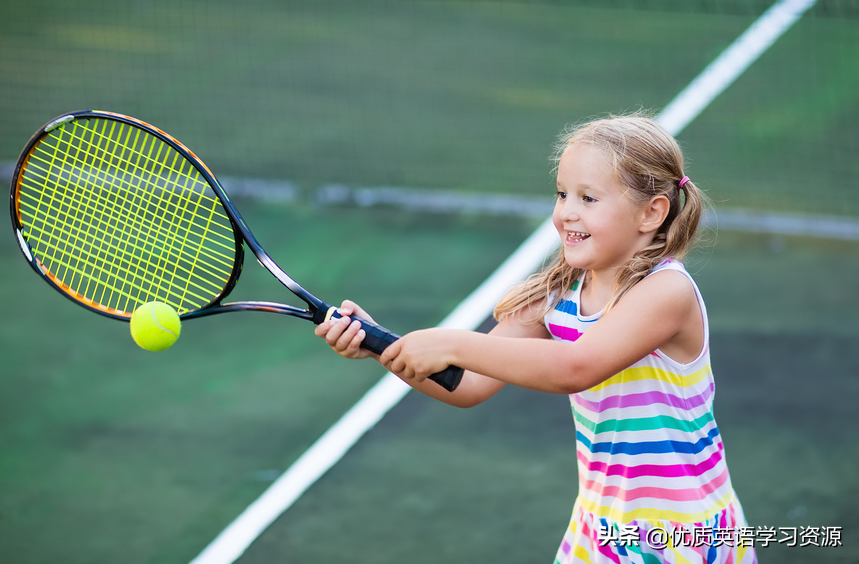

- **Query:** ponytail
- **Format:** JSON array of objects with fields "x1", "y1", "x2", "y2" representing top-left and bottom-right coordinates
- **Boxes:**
[{"x1": 605, "y1": 175, "x2": 709, "y2": 312}]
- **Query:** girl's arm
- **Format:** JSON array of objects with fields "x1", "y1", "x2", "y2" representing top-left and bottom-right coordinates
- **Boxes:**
[
  {"x1": 314, "y1": 300, "x2": 551, "y2": 408},
  {"x1": 405, "y1": 311, "x2": 551, "y2": 408},
  {"x1": 381, "y1": 269, "x2": 701, "y2": 394}
]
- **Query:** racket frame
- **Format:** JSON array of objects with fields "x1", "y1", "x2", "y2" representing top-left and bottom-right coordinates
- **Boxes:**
[
  {"x1": 9, "y1": 110, "x2": 332, "y2": 322},
  {"x1": 10, "y1": 110, "x2": 463, "y2": 391}
]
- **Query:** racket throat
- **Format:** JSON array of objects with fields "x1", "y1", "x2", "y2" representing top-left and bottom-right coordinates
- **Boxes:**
[
  {"x1": 312, "y1": 303, "x2": 337, "y2": 325},
  {"x1": 321, "y1": 306, "x2": 338, "y2": 325}
]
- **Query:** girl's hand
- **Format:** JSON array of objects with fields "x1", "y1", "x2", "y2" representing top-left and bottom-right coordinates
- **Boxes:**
[
  {"x1": 313, "y1": 300, "x2": 378, "y2": 360},
  {"x1": 380, "y1": 328, "x2": 458, "y2": 382}
]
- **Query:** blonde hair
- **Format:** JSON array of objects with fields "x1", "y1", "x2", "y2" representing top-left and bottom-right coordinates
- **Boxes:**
[{"x1": 494, "y1": 112, "x2": 709, "y2": 323}]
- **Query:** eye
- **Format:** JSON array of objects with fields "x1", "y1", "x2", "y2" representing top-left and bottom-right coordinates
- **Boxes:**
[
  {"x1": 582, "y1": 195, "x2": 597, "y2": 203},
  {"x1": 556, "y1": 190, "x2": 567, "y2": 200}
]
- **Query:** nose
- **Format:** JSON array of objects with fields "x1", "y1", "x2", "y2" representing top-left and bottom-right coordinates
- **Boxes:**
[{"x1": 554, "y1": 197, "x2": 579, "y2": 223}]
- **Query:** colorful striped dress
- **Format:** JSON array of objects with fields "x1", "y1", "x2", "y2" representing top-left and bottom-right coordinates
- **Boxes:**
[{"x1": 546, "y1": 260, "x2": 756, "y2": 564}]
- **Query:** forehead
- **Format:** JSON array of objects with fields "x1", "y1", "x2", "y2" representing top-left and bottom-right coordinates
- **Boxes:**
[{"x1": 557, "y1": 143, "x2": 619, "y2": 191}]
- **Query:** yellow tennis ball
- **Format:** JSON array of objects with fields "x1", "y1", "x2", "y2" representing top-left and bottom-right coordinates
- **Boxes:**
[{"x1": 130, "y1": 301, "x2": 181, "y2": 351}]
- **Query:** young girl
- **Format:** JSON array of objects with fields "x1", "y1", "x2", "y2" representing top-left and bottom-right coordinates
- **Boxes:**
[{"x1": 315, "y1": 114, "x2": 756, "y2": 564}]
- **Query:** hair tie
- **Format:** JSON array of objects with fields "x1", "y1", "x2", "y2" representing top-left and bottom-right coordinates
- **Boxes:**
[{"x1": 678, "y1": 176, "x2": 690, "y2": 189}]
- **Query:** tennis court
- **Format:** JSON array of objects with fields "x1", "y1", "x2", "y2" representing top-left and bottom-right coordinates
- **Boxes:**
[{"x1": 1, "y1": 1, "x2": 857, "y2": 563}]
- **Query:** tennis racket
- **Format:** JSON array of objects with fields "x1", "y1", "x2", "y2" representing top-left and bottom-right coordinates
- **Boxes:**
[{"x1": 9, "y1": 110, "x2": 463, "y2": 391}]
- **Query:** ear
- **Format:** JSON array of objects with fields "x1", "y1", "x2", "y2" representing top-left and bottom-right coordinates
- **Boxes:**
[{"x1": 639, "y1": 195, "x2": 670, "y2": 234}]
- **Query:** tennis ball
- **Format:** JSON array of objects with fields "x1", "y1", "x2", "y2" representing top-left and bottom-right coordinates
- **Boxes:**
[{"x1": 130, "y1": 301, "x2": 181, "y2": 351}]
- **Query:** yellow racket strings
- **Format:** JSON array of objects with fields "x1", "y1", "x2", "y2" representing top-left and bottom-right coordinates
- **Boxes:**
[{"x1": 16, "y1": 118, "x2": 237, "y2": 315}]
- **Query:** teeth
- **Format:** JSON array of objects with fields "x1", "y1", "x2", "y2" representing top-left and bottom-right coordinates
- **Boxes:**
[{"x1": 567, "y1": 231, "x2": 590, "y2": 240}]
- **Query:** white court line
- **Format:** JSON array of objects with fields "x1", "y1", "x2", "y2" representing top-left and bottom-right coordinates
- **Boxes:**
[
  {"x1": 189, "y1": 1, "x2": 817, "y2": 562},
  {"x1": 657, "y1": 0, "x2": 818, "y2": 135}
]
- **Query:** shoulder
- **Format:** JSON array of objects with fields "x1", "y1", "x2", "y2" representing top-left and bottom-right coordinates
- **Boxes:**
[
  {"x1": 622, "y1": 265, "x2": 699, "y2": 318},
  {"x1": 643, "y1": 264, "x2": 695, "y2": 291},
  {"x1": 637, "y1": 265, "x2": 696, "y2": 297}
]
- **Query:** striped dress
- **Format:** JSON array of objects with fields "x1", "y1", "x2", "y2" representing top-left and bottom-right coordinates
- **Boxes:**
[{"x1": 546, "y1": 260, "x2": 756, "y2": 564}]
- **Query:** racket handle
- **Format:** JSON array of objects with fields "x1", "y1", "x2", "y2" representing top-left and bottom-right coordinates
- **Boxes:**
[{"x1": 322, "y1": 307, "x2": 464, "y2": 392}]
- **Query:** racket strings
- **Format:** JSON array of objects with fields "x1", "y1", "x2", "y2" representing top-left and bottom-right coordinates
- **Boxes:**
[
  {"x1": 22, "y1": 126, "x2": 236, "y2": 273},
  {"x1": 20, "y1": 145, "x2": 237, "y2": 258},
  {"x1": 33, "y1": 121, "x2": 228, "y2": 312},
  {"x1": 16, "y1": 117, "x2": 238, "y2": 315},
  {"x1": 74, "y1": 119, "x2": 231, "y2": 308},
  {"x1": 18, "y1": 164, "x2": 229, "y2": 308},
  {"x1": 24, "y1": 122, "x2": 184, "y2": 310}
]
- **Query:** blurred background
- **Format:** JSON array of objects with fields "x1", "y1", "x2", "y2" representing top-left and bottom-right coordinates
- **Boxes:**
[{"x1": 1, "y1": 1, "x2": 857, "y2": 562}]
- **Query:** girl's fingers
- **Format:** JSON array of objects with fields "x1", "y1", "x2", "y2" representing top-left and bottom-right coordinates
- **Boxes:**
[
  {"x1": 314, "y1": 303, "x2": 373, "y2": 360},
  {"x1": 388, "y1": 356, "x2": 408, "y2": 379},
  {"x1": 345, "y1": 329, "x2": 366, "y2": 355},
  {"x1": 340, "y1": 300, "x2": 375, "y2": 324},
  {"x1": 335, "y1": 319, "x2": 363, "y2": 351},
  {"x1": 379, "y1": 339, "x2": 401, "y2": 366},
  {"x1": 313, "y1": 323, "x2": 329, "y2": 337},
  {"x1": 339, "y1": 301, "x2": 354, "y2": 316},
  {"x1": 323, "y1": 316, "x2": 350, "y2": 348}
]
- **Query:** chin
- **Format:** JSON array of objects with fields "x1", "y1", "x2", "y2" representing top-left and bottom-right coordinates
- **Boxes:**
[{"x1": 562, "y1": 251, "x2": 589, "y2": 270}]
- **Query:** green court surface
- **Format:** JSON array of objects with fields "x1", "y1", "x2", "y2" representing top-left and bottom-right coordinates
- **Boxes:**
[
  {"x1": 2, "y1": 210, "x2": 857, "y2": 564},
  {"x1": 235, "y1": 231, "x2": 859, "y2": 564},
  {"x1": 0, "y1": 203, "x2": 539, "y2": 562},
  {"x1": 1, "y1": 1, "x2": 858, "y2": 563}
]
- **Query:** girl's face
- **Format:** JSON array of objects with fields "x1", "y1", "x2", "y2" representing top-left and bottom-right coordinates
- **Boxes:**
[{"x1": 552, "y1": 143, "x2": 651, "y2": 273}]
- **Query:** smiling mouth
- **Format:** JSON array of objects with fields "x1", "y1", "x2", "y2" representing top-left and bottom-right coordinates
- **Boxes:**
[{"x1": 566, "y1": 231, "x2": 591, "y2": 243}]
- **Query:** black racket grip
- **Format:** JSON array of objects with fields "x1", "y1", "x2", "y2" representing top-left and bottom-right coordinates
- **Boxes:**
[{"x1": 324, "y1": 308, "x2": 463, "y2": 392}]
